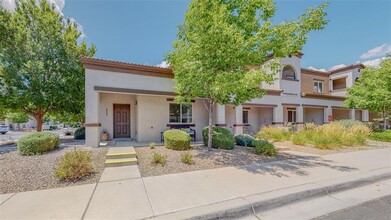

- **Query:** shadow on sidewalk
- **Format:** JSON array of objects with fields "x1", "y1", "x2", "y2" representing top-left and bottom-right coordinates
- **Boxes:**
[{"x1": 237, "y1": 153, "x2": 358, "y2": 177}]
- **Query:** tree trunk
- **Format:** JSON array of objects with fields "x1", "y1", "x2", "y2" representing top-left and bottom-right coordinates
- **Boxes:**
[
  {"x1": 383, "y1": 111, "x2": 387, "y2": 132},
  {"x1": 207, "y1": 100, "x2": 213, "y2": 151},
  {"x1": 34, "y1": 110, "x2": 45, "y2": 132}
]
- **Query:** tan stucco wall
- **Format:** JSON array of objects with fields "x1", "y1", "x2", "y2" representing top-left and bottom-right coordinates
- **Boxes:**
[
  {"x1": 136, "y1": 96, "x2": 209, "y2": 142},
  {"x1": 301, "y1": 73, "x2": 330, "y2": 95}
]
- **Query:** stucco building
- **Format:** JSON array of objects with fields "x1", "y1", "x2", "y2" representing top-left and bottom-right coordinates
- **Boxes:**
[{"x1": 81, "y1": 54, "x2": 374, "y2": 147}]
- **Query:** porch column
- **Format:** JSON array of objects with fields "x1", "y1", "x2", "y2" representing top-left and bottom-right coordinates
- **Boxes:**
[
  {"x1": 324, "y1": 106, "x2": 332, "y2": 123},
  {"x1": 350, "y1": 109, "x2": 356, "y2": 120},
  {"x1": 273, "y1": 105, "x2": 283, "y2": 126},
  {"x1": 233, "y1": 105, "x2": 243, "y2": 134},
  {"x1": 362, "y1": 110, "x2": 369, "y2": 122},
  {"x1": 85, "y1": 90, "x2": 100, "y2": 147},
  {"x1": 215, "y1": 104, "x2": 226, "y2": 126},
  {"x1": 297, "y1": 105, "x2": 304, "y2": 124}
]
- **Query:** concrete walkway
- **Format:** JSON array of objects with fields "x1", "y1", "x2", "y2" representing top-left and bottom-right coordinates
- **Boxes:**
[{"x1": 1, "y1": 147, "x2": 390, "y2": 219}]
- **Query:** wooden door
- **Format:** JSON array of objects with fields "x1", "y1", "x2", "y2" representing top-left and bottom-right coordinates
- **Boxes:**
[{"x1": 113, "y1": 104, "x2": 130, "y2": 138}]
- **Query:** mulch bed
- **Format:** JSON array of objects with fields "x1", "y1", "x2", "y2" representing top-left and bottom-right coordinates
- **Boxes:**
[
  {"x1": 274, "y1": 140, "x2": 391, "y2": 155},
  {"x1": 0, "y1": 143, "x2": 108, "y2": 194},
  {"x1": 135, "y1": 144, "x2": 294, "y2": 177}
]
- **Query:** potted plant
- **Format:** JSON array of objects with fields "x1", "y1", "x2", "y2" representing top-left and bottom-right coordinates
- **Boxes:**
[{"x1": 100, "y1": 129, "x2": 109, "y2": 141}]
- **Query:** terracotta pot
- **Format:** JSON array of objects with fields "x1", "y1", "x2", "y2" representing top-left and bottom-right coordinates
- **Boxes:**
[{"x1": 100, "y1": 133, "x2": 109, "y2": 141}]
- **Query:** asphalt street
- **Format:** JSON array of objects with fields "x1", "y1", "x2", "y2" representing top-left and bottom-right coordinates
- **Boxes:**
[{"x1": 315, "y1": 195, "x2": 391, "y2": 220}]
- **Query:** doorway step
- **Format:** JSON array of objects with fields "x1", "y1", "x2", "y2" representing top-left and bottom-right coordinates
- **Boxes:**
[{"x1": 104, "y1": 146, "x2": 138, "y2": 167}]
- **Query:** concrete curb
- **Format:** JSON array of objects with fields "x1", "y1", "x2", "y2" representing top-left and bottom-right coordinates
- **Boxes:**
[{"x1": 150, "y1": 169, "x2": 391, "y2": 220}]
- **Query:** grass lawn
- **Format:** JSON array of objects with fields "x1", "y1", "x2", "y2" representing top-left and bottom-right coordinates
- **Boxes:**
[{"x1": 369, "y1": 130, "x2": 391, "y2": 142}]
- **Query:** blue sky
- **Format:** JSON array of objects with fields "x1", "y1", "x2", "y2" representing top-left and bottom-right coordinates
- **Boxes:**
[{"x1": 4, "y1": 0, "x2": 391, "y2": 70}]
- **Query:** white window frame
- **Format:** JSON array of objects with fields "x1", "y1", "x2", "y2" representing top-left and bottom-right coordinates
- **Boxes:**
[
  {"x1": 313, "y1": 80, "x2": 324, "y2": 93},
  {"x1": 242, "y1": 110, "x2": 249, "y2": 124},
  {"x1": 169, "y1": 103, "x2": 193, "y2": 124},
  {"x1": 287, "y1": 108, "x2": 297, "y2": 123}
]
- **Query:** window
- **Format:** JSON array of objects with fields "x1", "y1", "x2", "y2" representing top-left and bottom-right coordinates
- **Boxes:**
[
  {"x1": 282, "y1": 65, "x2": 296, "y2": 80},
  {"x1": 242, "y1": 110, "x2": 249, "y2": 124},
  {"x1": 287, "y1": 108, "x2": 296, "y2": 122},
  {"x1": 169, "y1": 103, "x2": 192, "y2": 123},
  {"x1": 313, "y1": 80, "x2": 323, "y2": 93},
  {"x1": 332, "y1": 78, "x2": 347, "y2": 90}
]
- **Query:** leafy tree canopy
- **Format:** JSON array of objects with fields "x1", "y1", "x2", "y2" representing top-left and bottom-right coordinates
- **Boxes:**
[
  {"x1": 167, "y1": 0, "x2": 328, "y2": 149},
  {"x1": 345, "y1": 54, "x2": 391, "y2": 130},
  {"x1": 0, "y1": 0, "x2": 96, "y2": 131},
  {"x1": 6, "y1": 112, "x2": 30, "y2": 124}
]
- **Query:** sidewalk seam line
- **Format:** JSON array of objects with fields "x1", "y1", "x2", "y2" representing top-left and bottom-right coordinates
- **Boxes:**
[
  {"x1": 81, "y1": 182, "x2": 99, "y2": 220},
  {"x1": 141, "y1": 177, "x2": 156, "y2": 216},
  {"x1": 99, "y1": 176, "x2": 141, "y2": 183},
  {"x1": 0, "y1": 193, "x2": 16, "y2": 206}
]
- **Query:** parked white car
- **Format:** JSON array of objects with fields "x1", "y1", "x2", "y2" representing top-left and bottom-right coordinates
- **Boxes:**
[{"x1": 0, "y1": 125, "x2": 9, "y2": 134}]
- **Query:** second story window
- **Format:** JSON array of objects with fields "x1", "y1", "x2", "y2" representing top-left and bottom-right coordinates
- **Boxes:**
[
  {"x1": 313, "y1": 80, "x2": 323, "y2": 93},
  {"x1": 282, "y1": 65, "x2": 296, "y2": 80},
  {"x1": 332, "y1": 77, "x2": 347, "y2": 90},
  {"x1": 169, "y1": 103, "x2": 193, "y2": 123}
]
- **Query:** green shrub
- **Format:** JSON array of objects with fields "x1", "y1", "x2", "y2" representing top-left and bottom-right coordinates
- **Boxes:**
[
  {"x1": 181, "y1": 152, "x2": 195, "y2": 165},
  {"x1": 18, "y1": 132, "x2": 60, "y2": 155},
  {"x1": 74, "y1": 127, "x2": 85, "y2": 140},
  {"x1": 152, "y1": 152, "x2": 167, "y2": 165},
  {"x1": 202, "y1": 126, "x2": 235, "y2": 150},
  {"x1": 164, "y1": 129, "x2": 191, "y2": 150},
  {"x1": 149, "y1": 142, "x2": 156, "y2": 149},
  {"x1": 235, "y1": 134, "x2": 255, "y2": 147},
  {"x1": 369, "y1": 131, "x2": 391, "y2": 142},
  {"x1": 291, "y1": 123, "x2": 372, "y2": 149},
  {"x1": 55, "y1": 149, "x2": 93, "y2": 180},
  {"x1": 253, "y1": 140, "x2": 277, "y2": 156},
  {"x1": 256, "y1": 126, "x2": 291, "y2": 142},
  {"x1": 333, "y1": 119, "x2": 364, "y2": 128}
]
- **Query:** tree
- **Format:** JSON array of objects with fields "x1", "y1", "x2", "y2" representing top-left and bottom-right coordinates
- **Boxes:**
[
  {"x1": 167, "y1": 0, "x2": 328, "y2": 150},
  {"x1": 344, "y1": 55, "x2": 391, "y2": 131},
  {"x1": 0, "y1": 0, "x2": 96, "y2": 131},
  {"x1": 6, "y1": 112, "x2": 30, "y2": 124}
]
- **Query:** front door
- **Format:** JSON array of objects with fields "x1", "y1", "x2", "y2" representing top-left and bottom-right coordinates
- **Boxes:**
[{"x1": 113, "y1": 104, "x2": 130, "y2": 138}]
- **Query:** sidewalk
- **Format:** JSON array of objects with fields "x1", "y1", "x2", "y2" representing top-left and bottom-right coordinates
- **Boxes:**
[{"x1": 1, "y1": 147, "x2": 390, "y2": 219}]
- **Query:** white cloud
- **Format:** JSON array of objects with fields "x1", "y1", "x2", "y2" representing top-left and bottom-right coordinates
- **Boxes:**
[
  {"x1": 329, "y1": 64, "x2": 347, "y2": 71},
  {"x1": 156, "y1": 61, "x2": 170, "y2": 68},
  {"x1": 307, "y1": 66, "x2": 326, "y2": 72},
  {"x1": 69, "y1": 17, "x2": 86, "y2": 39},
  {"x1": 1, "y1": 0, "x2": 85, "y2": 39},
  {"x1": 360, "y1": 57, "x2": 385, "y2": 68},
  {"x1": 360, "y1": 44, "x2": 391, "y2": 59},
  {"x1": 1, "y1": 0, "x2": 16, "y2": 11}
]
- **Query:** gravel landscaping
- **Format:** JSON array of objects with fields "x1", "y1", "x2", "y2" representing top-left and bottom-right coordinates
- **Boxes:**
[
  {"x1": 0, "y1": 142, "x2": 108, "y2": 194},
  {"x1": 274, "y1": 140, "x2": 391, "y2": 155},
  {"x1": 136, "y1": 144, "x2": 294, "y2": 177}
]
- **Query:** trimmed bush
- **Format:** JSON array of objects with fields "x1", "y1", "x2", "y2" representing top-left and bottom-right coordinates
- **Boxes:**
[
  {"x1": 202, "y1": 126, "x2": 235, "y2": 150},
  {"x1": 164, "y1": 129, "x2": 191, "y2": 150},
  {"x1": 55, "y1": 149, "x2": 93, "y2": 180},
  {"x1": 253, "y1": 140, "x2": 277, "y2": 156},
  {"x1": 18, "y1": 132, "x2": 60, "y2": 155},
  {"x1": 235, "y1": 134, "x2": 255, "y2": 147},
  {"x1": 256, "y1": 126, "x2": 291, "y2": 142},
  {"x1": 74, "y1": 127, "x2": 85, "y2": 140}
]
